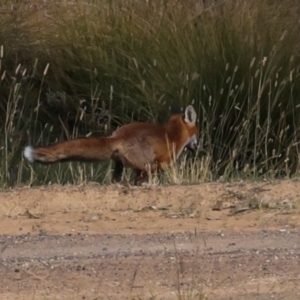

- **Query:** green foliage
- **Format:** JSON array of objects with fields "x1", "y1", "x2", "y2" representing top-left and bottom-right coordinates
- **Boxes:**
[{"x1": 1, "y1": 0, "x2": 300, "y2": 187}]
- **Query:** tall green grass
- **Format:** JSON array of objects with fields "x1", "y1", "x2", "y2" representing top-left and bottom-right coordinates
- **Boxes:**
[{"x1": 1, "y1": 0, "x2": 300, "y2": 187}]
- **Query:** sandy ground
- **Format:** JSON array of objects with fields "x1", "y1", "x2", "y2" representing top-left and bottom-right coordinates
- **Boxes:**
[{"x1": 0, "y1": 179, "x2": 300, "y2": 299}]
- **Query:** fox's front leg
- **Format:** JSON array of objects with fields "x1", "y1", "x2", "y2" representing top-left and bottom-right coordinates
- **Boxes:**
[{"x1": 134, "y1": 170, "x2": 149, "y2": 186}]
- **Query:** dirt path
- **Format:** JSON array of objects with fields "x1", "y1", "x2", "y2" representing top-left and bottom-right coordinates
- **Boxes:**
[{"x1": 0, "y1": 180, "x2": 300, "y2": 299}]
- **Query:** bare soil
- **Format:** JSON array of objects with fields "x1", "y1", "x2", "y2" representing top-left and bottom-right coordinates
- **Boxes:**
[{"x1": 0, "y1": 179, "x2": 300, "y2": 299}]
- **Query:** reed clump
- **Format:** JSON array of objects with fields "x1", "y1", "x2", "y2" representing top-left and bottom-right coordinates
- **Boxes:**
[{"x1": 1, "y1": 0, "x2": 300, "y2": 187}]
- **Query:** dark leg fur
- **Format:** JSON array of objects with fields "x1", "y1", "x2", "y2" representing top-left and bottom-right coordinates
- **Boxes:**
[{"x1": 112, "y1": 159, "x2": 124, "y2": 183}]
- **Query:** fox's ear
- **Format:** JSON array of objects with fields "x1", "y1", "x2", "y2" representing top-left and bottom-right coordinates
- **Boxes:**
[{"x1": 184, "y1": 105, "x2": 197, "y2": 124}]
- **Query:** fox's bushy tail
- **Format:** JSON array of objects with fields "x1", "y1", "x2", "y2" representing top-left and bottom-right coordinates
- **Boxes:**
[{"x1": 24, "y1": 137, "x2": 116, "y2": 164}]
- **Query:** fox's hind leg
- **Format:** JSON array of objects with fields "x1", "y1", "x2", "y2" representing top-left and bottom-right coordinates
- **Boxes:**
[{"x1": 112, "y1": 158, "x2": 124, "y2": 183}]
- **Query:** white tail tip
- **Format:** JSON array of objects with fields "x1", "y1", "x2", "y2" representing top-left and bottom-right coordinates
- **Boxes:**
[{"x1": 24, "y1": 146, "x2": 35, "y2": 162}]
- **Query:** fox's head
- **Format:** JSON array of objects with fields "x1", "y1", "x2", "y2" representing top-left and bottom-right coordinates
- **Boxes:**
[
  {"x1": 182, "y1": 105, "x2": 198, "y2": 153},
  {"x1": 166, "y1": 105, "x2": 199, "y2": 158}
]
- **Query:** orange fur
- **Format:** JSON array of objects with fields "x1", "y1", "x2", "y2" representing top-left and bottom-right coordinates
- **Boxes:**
[{"x1": 24, "y1": 105, "x2": 198, "y2": 185}]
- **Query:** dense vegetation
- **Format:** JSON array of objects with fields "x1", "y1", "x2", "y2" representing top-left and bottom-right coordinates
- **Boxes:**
[{"x1": 1, "y1": 0, "x2": 300, "y2": 187}]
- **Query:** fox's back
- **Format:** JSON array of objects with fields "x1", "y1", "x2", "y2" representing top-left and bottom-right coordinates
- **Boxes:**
[{"x1": 113, "y1": 122, "x2": 168, "y2": 142}]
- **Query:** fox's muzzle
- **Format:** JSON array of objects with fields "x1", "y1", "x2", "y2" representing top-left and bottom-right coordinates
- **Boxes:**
[
  {"x1": 186, "y1": 143, "x2": 198, "y2": 154},
  {"x1": 186, "y1": 135, "x2": 198, "y2": 154}
]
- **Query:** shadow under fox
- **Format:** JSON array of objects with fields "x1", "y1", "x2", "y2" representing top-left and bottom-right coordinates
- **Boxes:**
[{"x1": 24, "y1": 105, "x2": 198, "y2": 185}]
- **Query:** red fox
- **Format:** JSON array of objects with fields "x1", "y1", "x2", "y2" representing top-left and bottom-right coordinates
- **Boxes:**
[{"x1": 24, "y1": 105, "x2": 198, "y2": 185}]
